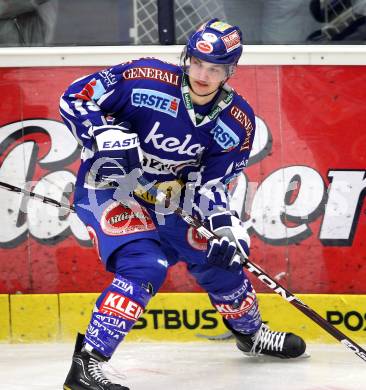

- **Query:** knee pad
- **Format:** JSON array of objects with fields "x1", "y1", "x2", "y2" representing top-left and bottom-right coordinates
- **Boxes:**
[
  {"x1": 108, "y1": 238, "x2": 169, "y2": 295},
  {"x1": 209, "y1": 278, "x2": 262, "y2": 335}
]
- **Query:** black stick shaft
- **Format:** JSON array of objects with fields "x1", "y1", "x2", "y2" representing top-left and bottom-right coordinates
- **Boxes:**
[{"x1": 0, "y1": 180, "x2": 75, "y2": 212}]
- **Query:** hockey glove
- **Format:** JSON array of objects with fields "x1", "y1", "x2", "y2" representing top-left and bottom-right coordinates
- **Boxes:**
[
  {"x1": 206, "y1": 211, "x2": 250, "y2": 271},
  {"x1": 89, "y1": 123, "x2": 143, "y2": 183}
]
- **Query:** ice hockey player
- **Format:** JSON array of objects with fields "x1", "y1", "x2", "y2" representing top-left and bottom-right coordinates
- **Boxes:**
[{"x1": 60, "y1": 18, "x2": 306, "y2": 390}]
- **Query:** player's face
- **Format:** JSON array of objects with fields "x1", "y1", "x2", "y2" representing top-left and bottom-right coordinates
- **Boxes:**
[{"x1": 188, "y1": 57, "x2": 227, "y2": 94}]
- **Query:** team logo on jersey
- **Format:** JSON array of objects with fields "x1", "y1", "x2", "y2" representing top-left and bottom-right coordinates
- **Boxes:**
[
  {"x1": 100, "y1": 201, "x2": 155, "y2": 236},
  {"x1": 221, "y1": 31, "x2": 241, "y2": 52},
  {"x1": 131, "y1": 88, "x2": 180, "y2": 118},
  {"x1": 144, "y1": 121, "x2": 204, "y2": 157},
  {"x1": 196, "y1": 40, "x2": 213, "y2": 54},
  {"x1": 210, "y1": 118, "x2": 240, "y2": 151},
  {"x1": 74, "y1": 78, "x2": 106, "y2": 101}
]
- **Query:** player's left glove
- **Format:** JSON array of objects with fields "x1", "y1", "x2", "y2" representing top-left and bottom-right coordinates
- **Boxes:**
[
  {"x1": 206, "y1": 211, "x2": 250, "y2": 271},
  {"x1": 89, "y1": 122, "x2": 143, "y2": 184}
]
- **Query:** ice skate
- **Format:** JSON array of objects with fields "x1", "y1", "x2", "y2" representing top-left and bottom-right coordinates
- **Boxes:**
[
  {"x1": 63, "y1": 333, "x2": 129, "y2": 390},
  {"x1": 225, "y1": 320, "x2": 306, "y2": 359}
]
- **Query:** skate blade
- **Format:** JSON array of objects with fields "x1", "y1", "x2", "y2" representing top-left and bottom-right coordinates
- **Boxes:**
[
  {"x1": 195, "y1": 331, "x2": 234, "y2": 341},
  {"x1": 241, "y1": 351, "x2": 311, "y2": 359},
  {"x1": 300, "y1": 351, "x2": 311, "y2": 359}
]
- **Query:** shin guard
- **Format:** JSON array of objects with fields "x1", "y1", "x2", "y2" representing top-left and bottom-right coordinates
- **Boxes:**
[
  {"x1": 209, "y1": 279, "x2": 262, "y2": 335},
  {"x1": 84, "y1": 275, "x2": 151, "y2": 358}
]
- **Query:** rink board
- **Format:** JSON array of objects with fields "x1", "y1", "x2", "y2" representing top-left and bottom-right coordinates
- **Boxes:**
[
  {"x1": 0, "y1": 295, "x2": 10, "y2": 341},
  {"x1": 0, "y1": 66, "x2": 366, "y2": 297},
  {"x1": 1, "y1": 293, "x2": 366, "y2": 344}
]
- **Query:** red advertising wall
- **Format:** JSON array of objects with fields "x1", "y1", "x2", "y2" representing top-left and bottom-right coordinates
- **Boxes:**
[{"x1": 0, "y1": 65, "x2": 365, "y2": 295}]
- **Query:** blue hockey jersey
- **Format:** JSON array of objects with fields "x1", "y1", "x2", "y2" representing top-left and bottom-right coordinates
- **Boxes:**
[{"x1": 59, "y1": 58, "x2": 256, "y2": 217}]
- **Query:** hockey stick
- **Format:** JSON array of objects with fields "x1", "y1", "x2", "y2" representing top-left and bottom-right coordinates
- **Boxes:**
[
  {"x1": 1, "y1": 178, "x2": 366, "y2": 362},
  {"x1": 0, "y1": 180, "x2": 75, "y2": 212}
]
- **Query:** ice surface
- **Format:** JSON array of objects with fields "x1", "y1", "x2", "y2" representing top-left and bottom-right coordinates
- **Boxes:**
[{"x1": 0, "y1": 342, "x2": 364, "y2": 390}]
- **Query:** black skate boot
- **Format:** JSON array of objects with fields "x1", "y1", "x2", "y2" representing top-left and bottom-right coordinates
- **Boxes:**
[
  {"x1": 224, "y1": 320, "x2": 306, "y2": 358},
  {"x1": 63, "y1": 333, "x2": 129, "y2": 390}
]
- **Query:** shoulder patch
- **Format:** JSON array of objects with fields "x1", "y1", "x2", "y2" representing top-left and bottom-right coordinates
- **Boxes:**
[{"x1": 75, "y1": 78, "x2": 106, "y2": 101}]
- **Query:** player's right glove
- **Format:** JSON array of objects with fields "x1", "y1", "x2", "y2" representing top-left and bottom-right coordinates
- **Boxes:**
[
  {"x1": 89, "y1": 123, "x2": 143, "y2": 183},
  {"x1": 205, "y1": 211, "x2": 250, "y2": 271}
]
